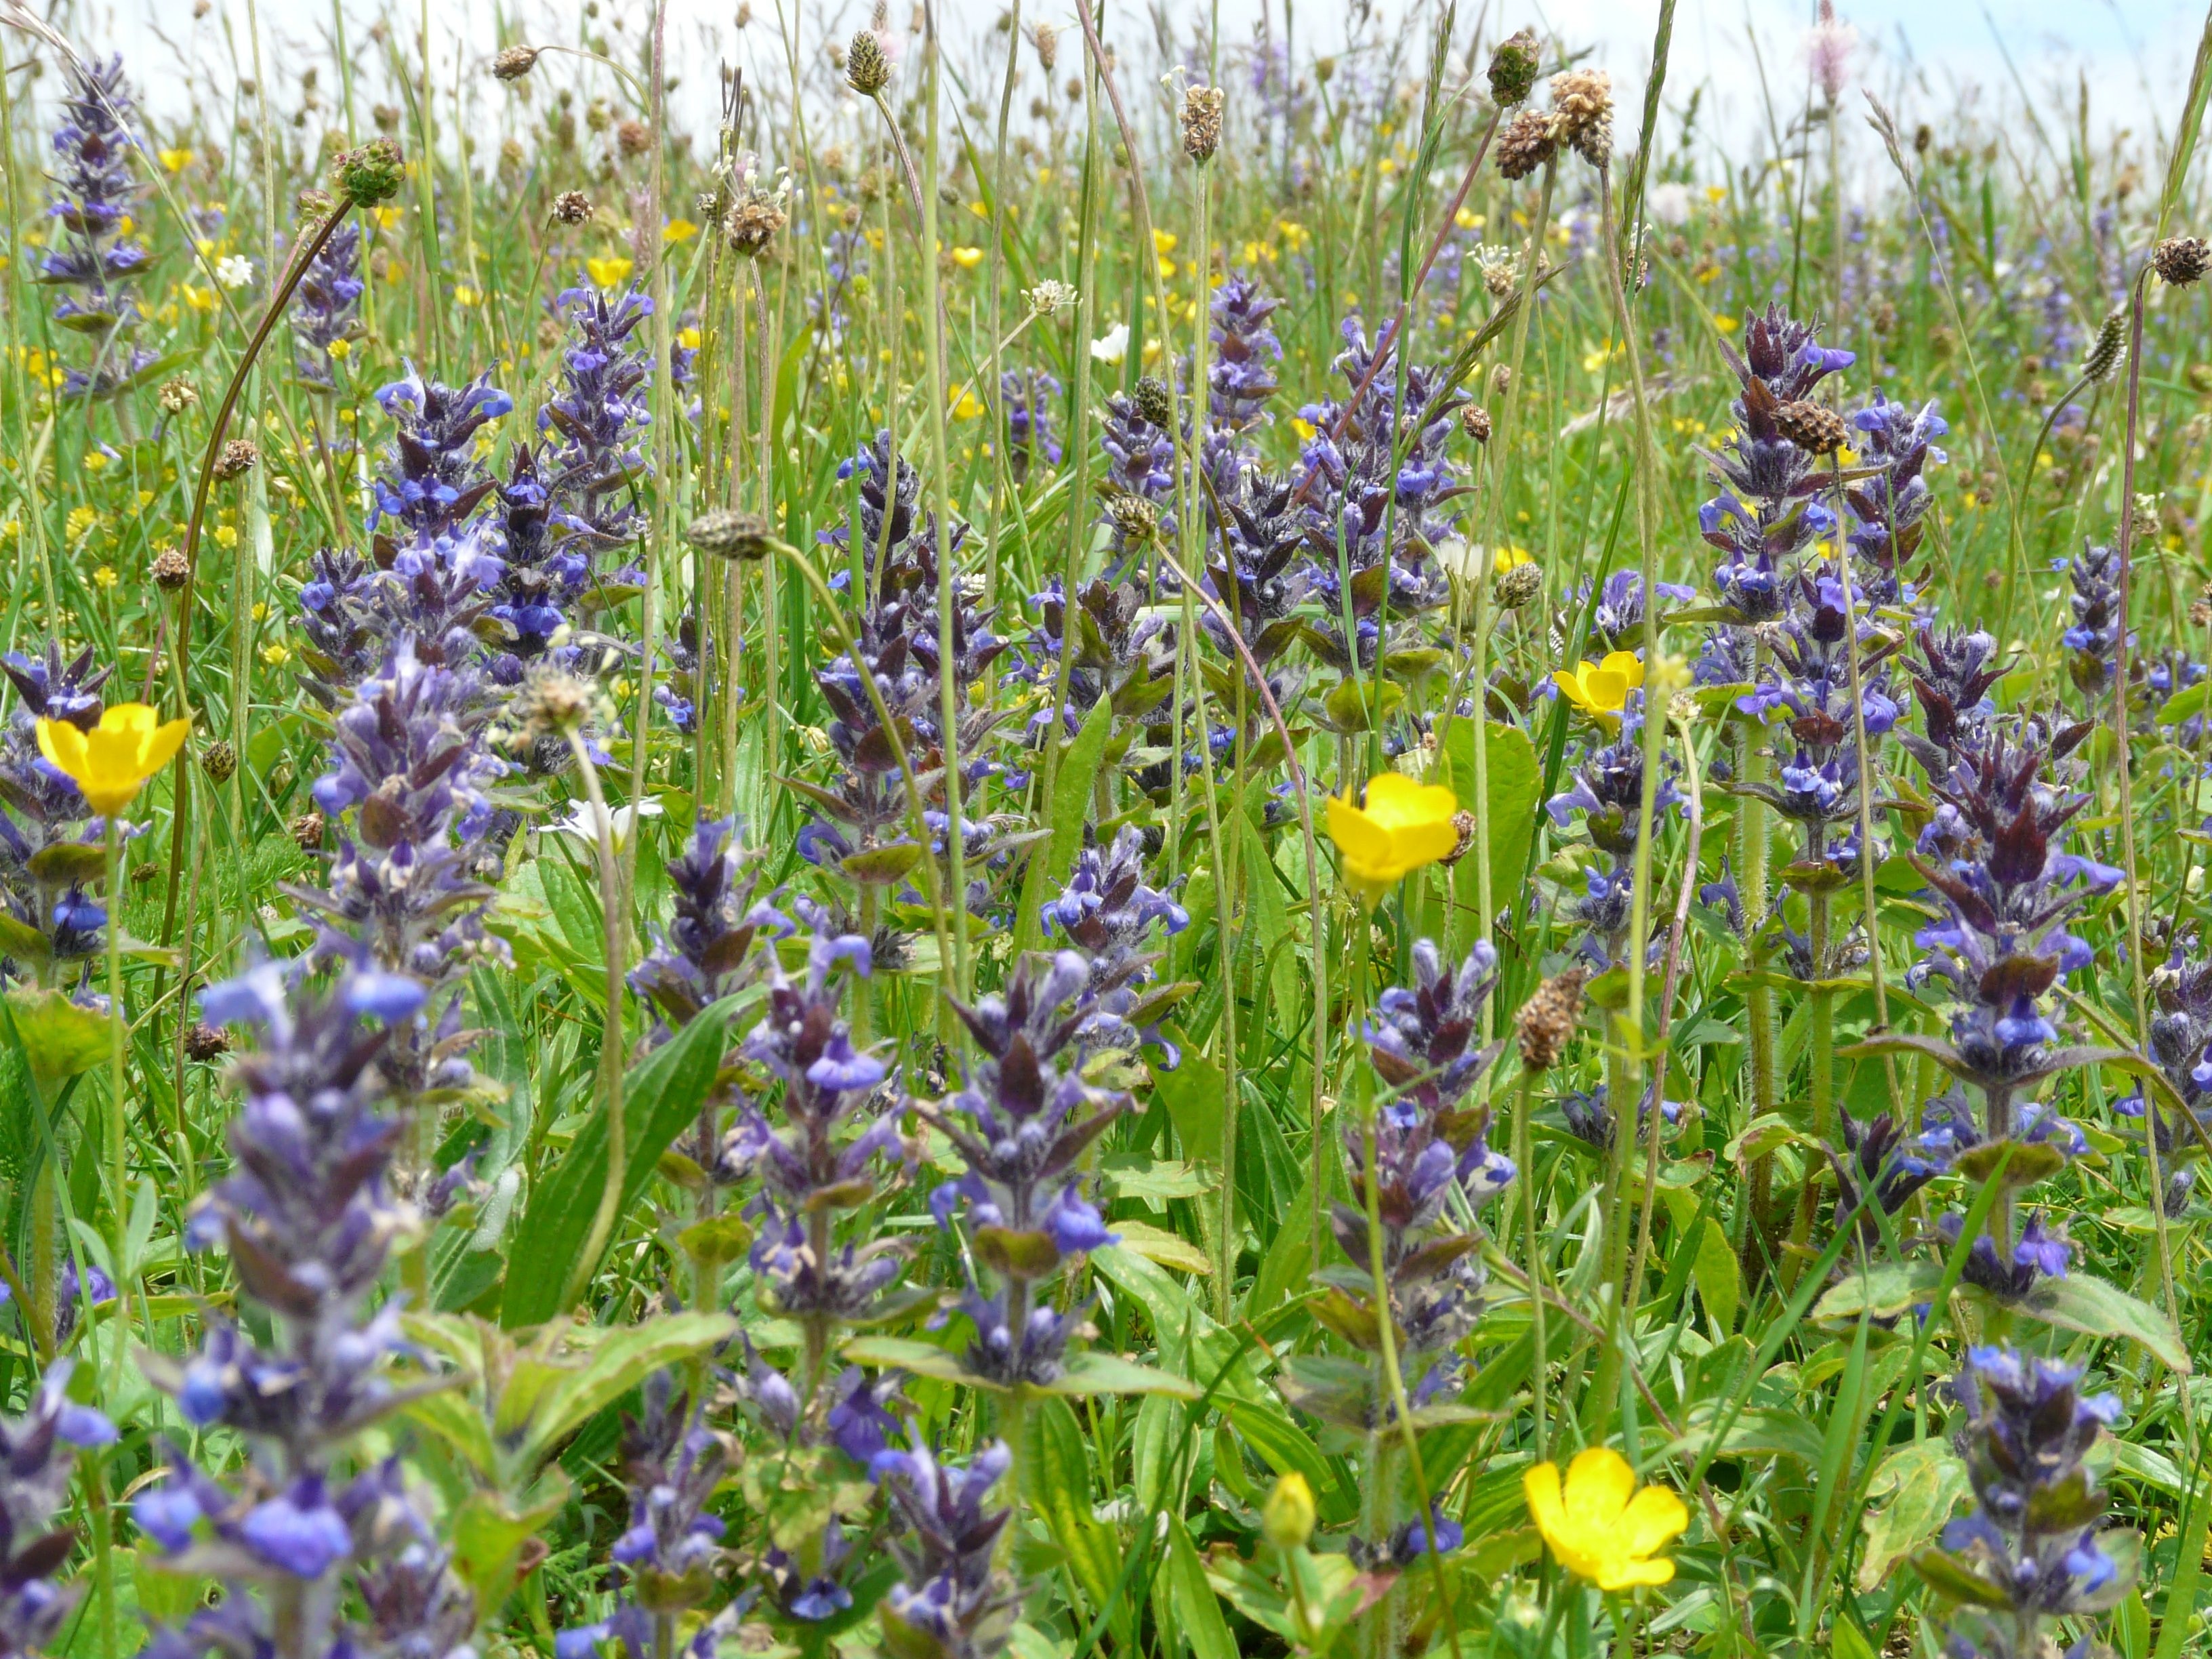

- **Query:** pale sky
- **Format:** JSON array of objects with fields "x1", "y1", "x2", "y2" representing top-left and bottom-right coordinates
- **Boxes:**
[{"x1": 24, "y1": 0, "x2": 2211, "y2": 178}]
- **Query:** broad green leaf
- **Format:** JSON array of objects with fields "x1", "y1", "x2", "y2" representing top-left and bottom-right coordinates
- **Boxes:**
[
  {"x1": 1025, "y1": 1397, "x2": 1124, "y2": 1643},
  {"x1": 1811, "y1": 1261, "x2": 1950, "y2": 1323},
  {"x1": 1163, "y1": 1515, "x2": 1237, "y2": 1659},
  {"x1": 1150, "y1": 1050, "x2": 1226, "y2": 1171},
  {"x1": 1011, "y1": 697, "x2": 1115, "y2": 960},
  {"x1": 1111, "y1": 1217, "x2": 1212, "y2": 1275},
  {"x1": 1441, "y1": 720, "x2": 1538, "y2": 958},
  {"x1": 2017, "y1": 1271, "x2": 2192, "y2": 1374},
  {"x1": 501, "y1": 996, "x2": 754, "y2": 1328},
  {"x1": 449, "y1": 1480, "x2": 569, "y2": 1610},
  {"x1": 1694, "y1": 1216, "x2": 1740, "y2": 1334},
  {"x1": 5, "y1": 989, "x2": 110, "y2": 1088},
  {"x1": 1043, "y1": 1350, "x2": 1202, "y2": 1399},
  {"x1": 842, "y1": 1335, "x2": 984, "y2": 1387},
  {"x1": 512, "y1": 1311, "x2": 736, "y2": 1469}
]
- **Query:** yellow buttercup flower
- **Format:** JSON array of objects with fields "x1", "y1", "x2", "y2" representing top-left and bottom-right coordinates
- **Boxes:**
[
  {"x1": 1492, "y1": 545, "x2": 1533, "y2": 575},
  {"x1": 950, "y1": 245, "x2": 984, "y2": 269},
  {"x1": 1524, "y1": 1447, "x2": 1686, "y2": 1591},
  {"x1": 158, "y1": 147, "x2": 193, "y2": 173},
  {"x1": 586, "y1": 254, "x2": 634, "y2": 289},
  {"x1": 1326, "y1": 773, "x2": 1460, "y2": 903},
  {"x1": 37, "y1": 704, "x2": 191, "y2": 817},
  {"x1": 662, "y1": 217, "x2": 699, "y2": 245},
  {"x1": 1553, "y1": 651, "x2": 1644, "y2": 725}
]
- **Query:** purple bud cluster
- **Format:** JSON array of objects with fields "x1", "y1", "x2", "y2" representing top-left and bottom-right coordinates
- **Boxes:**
[
  {"x1": 721, "y1": 928, "x2": 913, "y2": 1329},
  {"x1": 1040, "y1": 826, "x2": 1189, "y2": 1063},
  {"x1": 1329, "y1": 942, "x2": 1513, "y2": 1412},
  {"x1": 928, "y1": 952, "x2": 1126, "y2": 1387},
  {"x1": 291, "y1": 218, "x2": 365, "y2": 392},
  {"x1": 141, "y1": 963, "x2": 477, "y2": 1659},
  {"x1": 2060, "y1": 542, "x2": 2131, "y2": 704},
  {"x1": 1697, "y1": 307, "x2": 1853, "y2": 628},
  {"x1": 39, "y1": 56, "x2": 157, "y2": 401},
  {"x1": 0, "y1": 1361, "x2": 115, "y2": 1659},
  {"x1": 541, "y1": 283, "x2": 655, "y2": 567},
  {"x1": 1923, "y1": 1347, "x2": 2131, "y2": 1658},
  {"x1": 1544, "y1": 712, "x2": 1683, "y2": 967},
  {"x1": 1842, "y1": 392, "x2": 1946, "y2": 605},
  {"x1": 875, "y1": 1435, "x2": 1017, "y2": 1659},
  {"x1": 1732, "y1": 567, "x2": 1902, "y2": 880},
  {"x1": 1296, "y1": 314, "x2": 1467, "y2": 621},
  {"x1": 998, "y1": 368, "x2": 1062, "y2": 483}
]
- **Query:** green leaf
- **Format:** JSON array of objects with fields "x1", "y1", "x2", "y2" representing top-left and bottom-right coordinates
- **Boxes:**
[
  {"x1": 1856, "y1": 1439, "x2": 1971, "y2": 1592},
  {"x1": 1694, "y1": 1216, "x2": 1740, "y2": 1334},
  {"x1": 501, "y1": 996, "x2": 754, "y2": 1328},
  {"x1": 1911, "y1": 1547, "x2": 2012, "y2": 1608},
  {"x1": 2157, "y1": 679, "x2": 2212, "y2": 728},
  {"x1": 1812, "y1": 1261, "x2": 1951, "y2": 1323},
  {"x1": 1100, "y1": 1153, "x2": 1213, "y2": 1203},
  {"x1": 1012, "y1": 697, "x2": 1115, "y2": 960},
  {"x1": 1150, "y1": 1052, "x2": 1227, "y2": 1203},
  {"x1": 448, "y1": 1481, "x2": 570, "y2": 1610},
  {"x1": 2017, "y1": 1271, "x2": 2192, "y2": 1374},
  {"x1": 1042, "y1": 1351, "x2": 1202, "y2": 1399},
  {"x1": 842, "y1": 1335, "x2": 985, "y2": 1387},
  {"x1": 1025, "y1": 1397, "x2": 1124, "y2": 1643},
  {"x1": 512, "y1": 1311, "x2": 735, "y2": 1471},
  {"x1": 4, "y1": 988, "x2": 110, "y2": 1088},
  {"x1": 1441, "y1": 720, "x2": 1538, "y2": 958},
  {"x1": 1163, "y1": 1516, "x2": 1236, "y2": 1659}
]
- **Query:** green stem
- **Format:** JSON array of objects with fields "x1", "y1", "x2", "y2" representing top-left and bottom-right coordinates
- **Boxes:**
[{"x1": 560, "y1": 729, "x2": 629, "y2": 1313}]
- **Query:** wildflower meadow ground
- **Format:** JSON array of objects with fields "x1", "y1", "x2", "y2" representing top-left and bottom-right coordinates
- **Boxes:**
[{"x1": 0, "y1": 3, "x2": 2208, "y2": 1659}]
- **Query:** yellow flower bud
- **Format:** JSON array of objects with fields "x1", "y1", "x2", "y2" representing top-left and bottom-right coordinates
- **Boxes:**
[{"x1": 1261, "y1": 1472, "x2": 1315, "y2": 1550}]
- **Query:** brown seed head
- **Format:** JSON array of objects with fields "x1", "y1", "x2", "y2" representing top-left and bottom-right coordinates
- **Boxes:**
[
  {"x1": 512, "y1": 667, "x2": 600, "y2": 741},
  {"x1": 1133, "y1": 375, "x2": 1173, "y2": 428},
  {"x1": 213, "y1": 438, "x2": 259, "y2": 481},
  {"x1": 2154, "y1": 235, "x2": 2211, "y2": 287},
  {"x1": 615, "y1": 119, "x2": 651, "y2": 160},
  {"x1": 1494, "y1": 560, "x2": 1544, "y2": 611},
  {"x1": 151, "y1": 548, "x2": 190, "y2": 592},
  {"x1": 1494, "y1": 107, "x2": 1557, "y2": 180},
  {"x1": 550, "y1": 189, "x2": 594, "y2": 226},
  {"x1": 687, "y1": 508, "x2": 773, "y2": 562},
  {"x1": 846, "y1": 30, "x2": 891, "y2": 96},
  {"x1": 493, "y1": 45, "x2": 540, "y2": 81},
  {"x1": 1437, "y1": 810, "x2": 1479, "y2": 867},
  {"x1": 1031, "y1": 23, "x2": 1059, "y2": 74},
  {"x1": 184, "y1": 1023, "x2": 231, "y2": 1063},
  {"x1": 290, "y1": 810, "x2": 327, "y2": 851},
  {"x1": 157, "y1": 376, "x2": 199, "y2": 414},
  {"x1": 1460, "y1": 405, "x2": 1493, "y2": 444},
  {"x1": 1515, "y1": 968, "x2": 1587, "y2": 1071},
  {"x1": 1106, "y1": 492, "x2": 1159, "y2": 549},
  {"x1": 1548, "y1": 69, "x2": 1613, "y2": 165},
  {"x1": 1774, "y1": 399, "x2": 1848, "y2": 455},
  {"x1": 201, "y1": 740, "x2": 237, "y2": 783},
  {"x1": 1181, "y1": 85, "x2": 1225, "y2": 164},
  {"x1": 1488, "y1": 28, "x2": 1542, "y2": 106},
  {"x1": 722, "y1": 187, "x2": 788, "y2": 258}
]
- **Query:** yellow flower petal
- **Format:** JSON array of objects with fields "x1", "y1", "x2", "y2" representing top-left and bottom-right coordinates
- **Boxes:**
[
  {"x1": 1359, "y1": 771, "x2": 1457, "y2": 833},
  {"x1": 1563, "y1": 1446, "x2": 1637, "y2": 1526},
  {"x1": 1324, "y1": 794, "x2": 1395, "y2": 872},
  {"x1": 1597, "y1": 1555, "x2": 1676, "y2": 1591},
  {"x1": 1618, "y1": 1484, "x2": 1691, "y2": 1559},
  {"x1": 1599, "y1": 650, "x2": 1646, "y2": 691}
]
